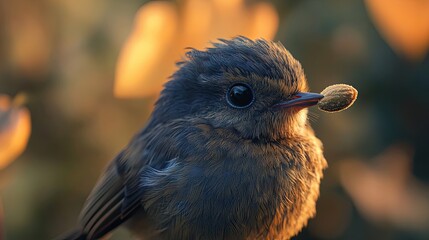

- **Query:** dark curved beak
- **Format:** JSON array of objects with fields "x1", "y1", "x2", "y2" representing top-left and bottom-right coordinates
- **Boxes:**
[{"x1": 273, "y1": 92, "x2": 324, "y2": 109}]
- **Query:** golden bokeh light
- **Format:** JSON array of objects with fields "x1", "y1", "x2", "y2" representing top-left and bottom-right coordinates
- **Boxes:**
[
  {"x1": 0, "y1": 94, "x2": 31, "y2": 169},
  {"x1": 114, "y1": 0, "x2": 278, "y2": 98},
  {"x1": 340, "y1": 144, "x2": 429, "y2": 231},
  {"x1": 115, "y1": 1, "x2": 179, "y2": 98},
  {"x1": 365, "y1": 0, "x2": 429, "y2": 61},
  {"x1": 4, "y1": 0, "x2": 52, "y2": 78}
]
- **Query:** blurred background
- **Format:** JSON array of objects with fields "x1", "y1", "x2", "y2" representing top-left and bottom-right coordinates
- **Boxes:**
[{"x1": 1, "y1": 0, "x2": 429, "y2": 239}]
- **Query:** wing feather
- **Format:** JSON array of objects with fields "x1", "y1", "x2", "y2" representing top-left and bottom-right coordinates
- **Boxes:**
[{"x1": 77, "y1": 149, "x2": 146, "y2": 239}]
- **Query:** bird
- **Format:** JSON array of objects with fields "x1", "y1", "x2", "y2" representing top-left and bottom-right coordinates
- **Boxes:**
[{"x1": 60, "y1": 36, "x2": 327, "y2": 240}]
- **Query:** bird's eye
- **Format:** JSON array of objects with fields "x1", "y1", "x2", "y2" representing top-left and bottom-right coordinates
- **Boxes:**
[{"x1": 226, "y1": 83, "x2": 254, "y2": 108}]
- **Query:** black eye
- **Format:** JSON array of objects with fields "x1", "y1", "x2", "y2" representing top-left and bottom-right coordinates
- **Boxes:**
[{"x1": 226, "y1": 83, "x2": 254, "y2": 108}]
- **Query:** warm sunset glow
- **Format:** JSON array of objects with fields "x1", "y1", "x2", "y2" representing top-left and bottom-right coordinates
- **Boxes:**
[
  {"x1": 2, "y1": 0, "x2": 429, "y2": 239},
  {"x1": 114, "y1": 0, "x2": 279, "y2": 98},
  {"x1": 0, "y1": 94, "x2": 31, "y2": 169},
  {"x1": 365, "y1": 0, "x2": 429, "y2": 60}
]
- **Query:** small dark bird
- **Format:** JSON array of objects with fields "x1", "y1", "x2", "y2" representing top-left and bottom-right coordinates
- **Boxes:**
[{"x1": 62, "y1": 37, "x2": 327, "y2": 240}]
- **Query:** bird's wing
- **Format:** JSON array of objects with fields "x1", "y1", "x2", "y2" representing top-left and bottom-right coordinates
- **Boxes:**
[
  {"x1": 75, "y1": 149, "x2": 144, "y2": 240},
  {"x1": 71, "y1": 123, "x2": 181, "y2": 240}
]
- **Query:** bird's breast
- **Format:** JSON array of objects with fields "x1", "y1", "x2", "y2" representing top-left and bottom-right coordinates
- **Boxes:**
[{"x1": 138, "y1": 123, "x2": 324, "y2": 239}]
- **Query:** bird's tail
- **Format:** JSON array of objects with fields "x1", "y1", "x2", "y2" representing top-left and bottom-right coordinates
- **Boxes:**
[{"x1": 55, "y1": 228, "x2": 87, "y2": 240}]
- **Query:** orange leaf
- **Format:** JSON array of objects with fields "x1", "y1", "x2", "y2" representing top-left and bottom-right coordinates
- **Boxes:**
[
  {"x1": 365, "y1": 0, "x2": 429, "y2": 60},
  {"x1": 114, "y1": 1, "x2": 179, "y2": 98},
  {"x1": 0, "y1": 94, "x2": 31, "y2": 169}
]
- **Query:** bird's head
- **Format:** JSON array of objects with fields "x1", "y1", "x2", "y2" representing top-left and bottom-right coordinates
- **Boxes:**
[{"x1": 152, "y1": 37, "x2": 323, "y2": 140}]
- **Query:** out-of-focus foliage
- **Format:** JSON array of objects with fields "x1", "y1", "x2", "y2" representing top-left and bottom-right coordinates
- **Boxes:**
[
  {"x1": 340, "y1": 144, "x2": 429, "y2": 233},
  {"x1": 1, "y1": 0, "x2": 52, "y2": 79},
  {"x1": 365, "y1": 0, "x2": 429, "y2": 61},
  {"x1": 114, "y1": 0, "x2": 278, "y2": 98},
  {"x1": 0, "y1": 94, "x2": 31, "y2": 169},
  {"x1": 1, "y1": 0, "x2": 429, "y2": 239}
]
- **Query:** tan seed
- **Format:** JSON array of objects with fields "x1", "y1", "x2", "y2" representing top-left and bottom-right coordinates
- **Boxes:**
[{"x1": 318, "y1": 84, "x2": 358, "y2": 112}]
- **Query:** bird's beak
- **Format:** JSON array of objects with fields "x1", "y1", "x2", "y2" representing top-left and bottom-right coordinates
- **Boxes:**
[{"x1": 273, "y1": 92, "x2": 324, "y2": 109}]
